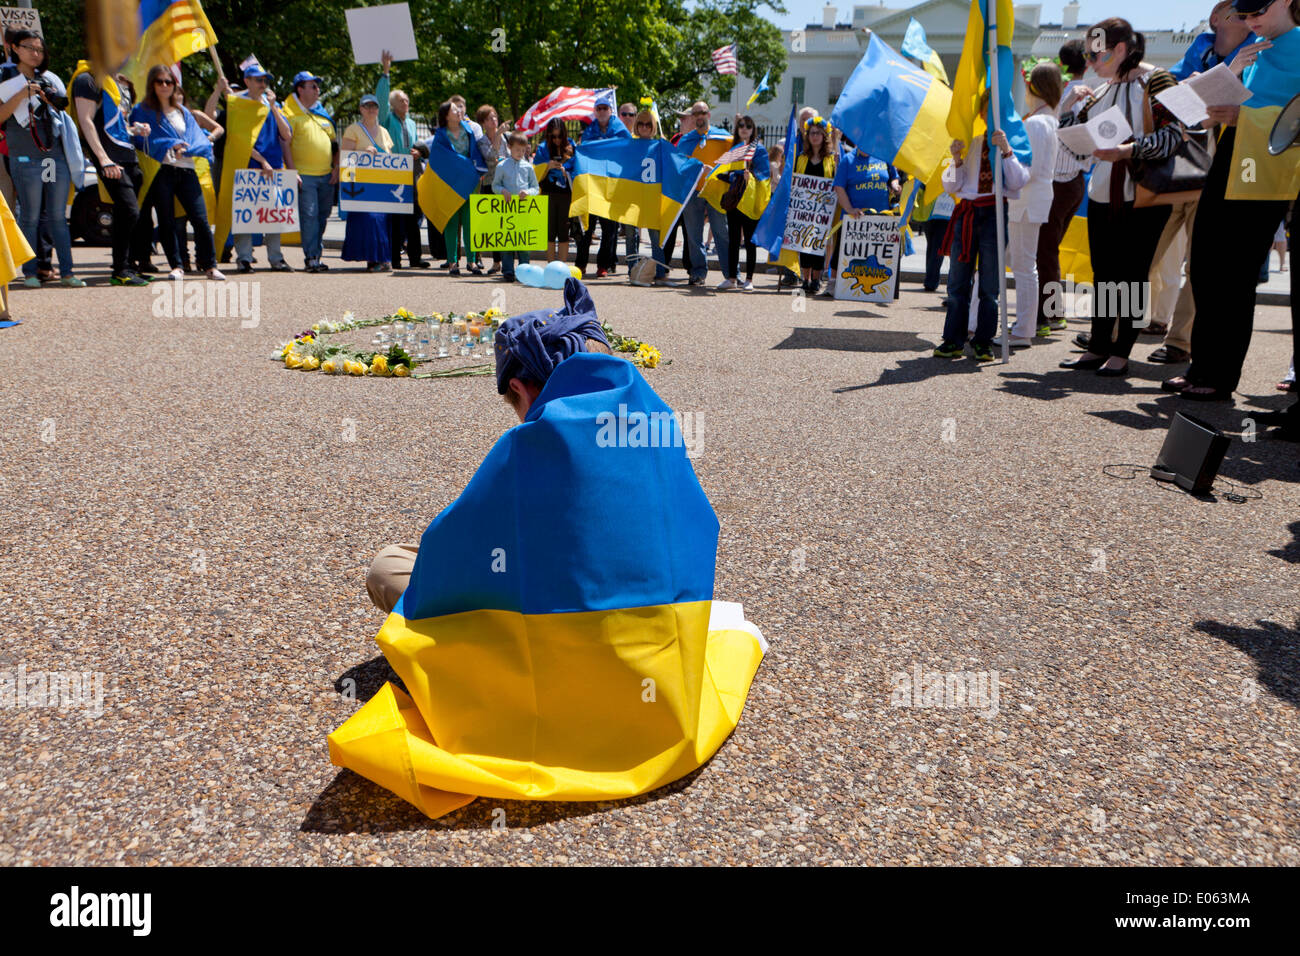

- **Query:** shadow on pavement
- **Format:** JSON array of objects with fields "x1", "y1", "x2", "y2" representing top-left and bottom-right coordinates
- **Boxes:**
[
  {"x1": 1195, "y1": 617, "x2": 1300, "y2": 710},
  {"x1": 774, "y1": 326, "x2": 924, "y2": 353}
]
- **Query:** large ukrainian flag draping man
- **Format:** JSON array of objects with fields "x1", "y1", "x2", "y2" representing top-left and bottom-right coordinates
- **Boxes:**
[{"x1": 328, "y1": 281, "x2": 766, "y2": 819}]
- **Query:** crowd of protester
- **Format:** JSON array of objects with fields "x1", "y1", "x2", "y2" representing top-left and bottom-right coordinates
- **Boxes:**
[{"x1": 0, "y1": 1, "x2": 1296, "y2": 427}]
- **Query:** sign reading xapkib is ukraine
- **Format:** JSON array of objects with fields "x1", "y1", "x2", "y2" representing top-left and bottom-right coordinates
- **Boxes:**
[{"x1": 340, "y1": 149, "x2": 414, "y2": 214}]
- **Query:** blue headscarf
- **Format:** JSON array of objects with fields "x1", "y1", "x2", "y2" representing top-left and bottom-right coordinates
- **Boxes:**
[{"x1": 494, "y1": 279, "x2": 610, "y2": 393}]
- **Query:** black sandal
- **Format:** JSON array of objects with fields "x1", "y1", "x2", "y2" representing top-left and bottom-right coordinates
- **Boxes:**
[{"x1": 1161, "y1": 376, "x2": 1190, "y2": 393}]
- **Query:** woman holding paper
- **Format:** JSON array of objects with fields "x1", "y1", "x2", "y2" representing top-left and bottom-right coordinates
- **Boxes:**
[
  {"x1": 1057, "y1": 18, "x2": 1181, "y2": 378},
  {"x1": 340, "y1": 93, "x2": 394, "y2": 272},
  {"x1": 1165, "y1": 0, "x2": 1300, "y2": 402},
  {"x1": 131, "y1": 66, "x2": 225, "y2": 281}
]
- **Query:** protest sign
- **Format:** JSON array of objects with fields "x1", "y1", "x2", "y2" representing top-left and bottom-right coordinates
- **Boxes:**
[
  {"x1": 834, "y1": 214, "x2": 903, "y2": 303},
  {"x1": 344, "y1": 4, "x2": 418, "y2": 64},
  {"x1": 0, "y1": 6, "x2": 42, "y2": 37},
  {"x1": 469, "y1": 195, "x2": 548, "y2": 252},
  {"x1": 782, "y1": 173, "x2": 836, "y2": 254},
  {"x1": 231, "y1": 169, "x2": 299, "y2": 233},
  {"x1": 340, "y1": 150, "x2": 414, "y2": 214}
]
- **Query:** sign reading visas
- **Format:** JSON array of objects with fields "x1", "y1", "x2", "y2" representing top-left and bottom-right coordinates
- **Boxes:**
[
  {"x1": 782, "y1": 173, "x2": 836, "y2": 254},
  {"x1": 469, "y1": 194, "x2": 548, "y2": 252},
  {"x1": 231, "y1": 169, "x2": 299, "y2": 233},
  {"x1": 340, "y1": 150, "x2": 414, "y2": 214},
  {"x1": 834, "y1": 214, "x2": 903, "y2": 303},
  {"x1": 0, "y1": 7, "x2": 42, "y2": 37}
]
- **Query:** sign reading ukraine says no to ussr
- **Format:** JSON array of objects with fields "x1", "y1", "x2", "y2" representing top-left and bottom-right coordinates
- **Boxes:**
[
  {"x1": 469, "y1": 195, "x2": 548, "y2": 252},
  {"x1": 231, "y1": 169, "x2": 299, "y2": 233}
]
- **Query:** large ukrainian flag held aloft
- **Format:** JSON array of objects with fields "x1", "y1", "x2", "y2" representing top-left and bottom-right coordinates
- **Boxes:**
[
  {"x1": 570, "y1": 138, "x2": 703, "y2": 233},
  {"x1": 327, "y1": 330, "x2": 765, "y2": 818},
  {"x1": 830, "y1": 31, "x2": 953, "y2": 196},
  {"x1": 125, "y1": 1, "x2": 218, "y2": 91},
  {"x1": 417, "y1": 142, "x2": 481, "y2": 233},
  {"x1": 948, "y1": 0, "x2": 1032, "y2": 167}
]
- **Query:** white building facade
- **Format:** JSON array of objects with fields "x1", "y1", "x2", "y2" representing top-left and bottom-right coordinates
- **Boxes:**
[{"x1": 733, "y1": 1, "x2": 1211, "y2": 132}]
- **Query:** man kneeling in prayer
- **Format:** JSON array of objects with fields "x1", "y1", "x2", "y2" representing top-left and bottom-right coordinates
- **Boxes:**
[{"x1": 329, "y1": 279, "x2": 765, "y2": 819}]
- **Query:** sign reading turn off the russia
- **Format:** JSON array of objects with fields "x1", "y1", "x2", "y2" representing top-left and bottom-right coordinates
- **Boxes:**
[{"x1": 469, "y1": 195, "x2": 548, "y2": 252}]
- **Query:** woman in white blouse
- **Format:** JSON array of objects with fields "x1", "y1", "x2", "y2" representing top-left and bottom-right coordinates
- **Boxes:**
[{"x1": 998, "y1": 63, "x2": 1062, "y2": 348}]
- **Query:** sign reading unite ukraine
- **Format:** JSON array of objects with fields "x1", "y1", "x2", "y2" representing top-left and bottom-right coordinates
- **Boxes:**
[
  {"x1": 340, "y1": 149, "x2": 414, "y2": 214},
  {"x1": 834, "y1": 214, "x2": 902, "y2": 303}
]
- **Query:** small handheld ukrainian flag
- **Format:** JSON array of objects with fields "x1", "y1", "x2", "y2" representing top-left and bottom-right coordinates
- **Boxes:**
[{"x1": 746, "y1": 70, "x2": 771, "y2": 108}]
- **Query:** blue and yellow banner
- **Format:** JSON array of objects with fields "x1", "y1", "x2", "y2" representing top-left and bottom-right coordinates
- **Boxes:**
[
  {"x1": 902, "y1": 18, "x2": 949, "y2": 86},
  {"x1": 701, "y1": 145, "x2": 772, "y2": 220},
  {"x1": 753, "y1": 104, "x2": 798, "y2": 257},
  {"x1": 830, "y1": 32, "x2": 952, "y2": 201},
  {"x1": 327, "y1": 350, "x2": 765, "y2": 818},
  {"x1": 125, "y1": 1, "x2": 219, "y2": 92},
  {"x1": 417, "y1": 142, "x2": 480, "y2": 232},
  {"x1": 948, "y1": 0, "x2": 1032, "y2": 168},
  {"x1": 1225, "y1": 27, "x2": 1300, "y2": 202},
  {"x1": 570, "y1": 138, "x2": 703, "y2": 232}
]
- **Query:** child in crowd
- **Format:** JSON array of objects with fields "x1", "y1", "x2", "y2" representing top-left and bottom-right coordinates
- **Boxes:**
[{"x1": 492, "y1": 131, "x2": 540, "y2": 281}]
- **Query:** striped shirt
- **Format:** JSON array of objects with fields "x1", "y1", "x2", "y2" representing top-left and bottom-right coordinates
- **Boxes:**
[{"x1": 1053, "y1": 79, "x2": 1093, "y2": 182}]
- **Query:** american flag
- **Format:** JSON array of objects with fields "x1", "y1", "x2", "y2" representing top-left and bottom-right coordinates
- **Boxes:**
[
  {"x1": 714, "y1": 142, "x2": 756, "y2": 166},
  {"x1": 517, "y1": 87, "x2": 600, "y2": 135},
  {"x1": 711, "y1": 43, "x2": 738, "y2": 75}
]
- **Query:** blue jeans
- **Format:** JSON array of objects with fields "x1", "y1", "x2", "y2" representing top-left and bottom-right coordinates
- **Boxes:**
[
  {"x1": 647, "y1": 228, "x2": 667, "y2": 279},
  {"x1": 502, "y1": 249, "x2": 530, "y2": 278},
  {"x1": 11, "y1": 152, "x2": 74, "y2": 278},
  {"x1": 941, "y1": 204, "x2": 1000, "y2": 347},
  {"x1": 681, "y1": 193, "x2": 729, "y2": 282},
  {"x1": 298, "y1": 173, "x2": 334, "y2": 264}
]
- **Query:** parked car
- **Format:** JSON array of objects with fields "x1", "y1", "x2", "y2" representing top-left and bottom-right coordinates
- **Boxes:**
[{"x1": 69, "y1": 158, "x2": 113, "y2": 246}]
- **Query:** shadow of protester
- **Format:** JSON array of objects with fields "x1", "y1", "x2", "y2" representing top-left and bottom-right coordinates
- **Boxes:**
[
  {"x1": 773, "y1": 327, "x2": 927, "y2": 353},
  {"x1": 1086, "y1": 400, "x2": 1178, "y2": 432},
  {"x1": 300, "y1": 764, "x2": 707, "y2": 834},
  {"x1": 1194, "y1": 617, "x2": 1300, "y2": 709},
  {"x1": 995, "y1": 368, "x2": 1166, "y2": 403},
  {"x1": 1268, "y1": 520, "x2": 1300, "y2": 563},
  {"x1": 834, "y1": 353, "x2": 985, "y2": 393},
  {"x1": 335, "y1": 656, "x2": 406, "y2": 704}
]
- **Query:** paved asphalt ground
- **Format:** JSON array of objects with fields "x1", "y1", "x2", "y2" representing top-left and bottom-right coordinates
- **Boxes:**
[{"x1": 2, "y1": 244, "x2": 1297, "y2": 865}]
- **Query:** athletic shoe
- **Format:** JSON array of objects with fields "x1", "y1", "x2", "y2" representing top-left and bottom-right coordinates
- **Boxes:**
[
  {"x1": 168, "y1": 268, "x2": 185, "y2": 280},
  {"x1": 236, "y1": 261, "x2": 254, "y2": 274},
  {"x1": 111, "y1": 272, "x2": 150, "y2": 287},
  {"x1": 972, "y1": 344, "x2": 996, "y2": 362},
  {"x1": 819, "y1": 281, "x2": 836, "y2": 297},
  {"x1": 596, "y1": 268, "x2": 609, "y2": 278},
  {"x1": 716, "y1": 278, "x2": 738, "y2": 291},
  {"x1": 991, "y1": 336, "x2": 1032, "y2": 349},
  {"x1": 688, "y1": 275, "x2": 704, "y2": 286},
  {"x1": 270, "y1": 260, "x2": 293, "y2": 272},
  {"x1": 933, "y1": 341, "x2": 964, "y2": 359},
  {"x1": 1035, "y1": 325, "x2": 1053, "y2": 337},
  {"x1": 741, "y1": 280, "x2": 755, "y2": 292},
  {"x1": 206, "y1": 269, "x2": 227, "y2": 281},
  {"x1": 59, "y1": 276, "x2": 86, "y2": 288},
  {"x1": 1050, "y1": 318, "x2": 1069, "y2": 331},
  {"x1": 315, "y1": 262, "x2": 330, "y2": 272},
  {"x1": 22, "y1": 276, "x2": 41, "y2": 288}
]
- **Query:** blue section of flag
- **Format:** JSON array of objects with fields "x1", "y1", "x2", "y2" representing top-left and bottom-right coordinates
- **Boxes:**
[
  {"x1": 989, "y1": 42, "x2": 1032, "y2": 167},
  {"x1": 427, "y1": 141, "x2": 481, "y2": 199},
  {"x1": 831, "y1": 32, "x2": 935, "y2": 172},
  {"x1": 395, "y1": 353, "x2": 719, "y2": 620},
  {"x1": 752, "y1": 104, "x2": 798, "y2": 254},
  {"x1": 901, "y1": 18, "x2": 933, "y2": 64},
  {"x1": 340, "y1": 181, "x2": 412, "y2": 207},
  {"x1": 573, "y1": 138, "x2": 701, "y2": 208}
]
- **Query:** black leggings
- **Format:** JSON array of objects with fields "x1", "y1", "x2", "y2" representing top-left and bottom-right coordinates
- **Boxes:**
[
  {"x1": 726, "y1": 209, "x2": 758, "y2": 281},
  {"x1": 151, "y1": 165, "x2": 216, "y2": 270},
  {"x1": 1085, "y1": 199, "x2": 1170, "y2": 359},
  {"x1": 541, "y1": 180, "x2": 572, "y2": 243}
]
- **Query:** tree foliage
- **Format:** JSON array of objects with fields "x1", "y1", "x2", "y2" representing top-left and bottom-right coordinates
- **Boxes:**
[{"x1": 46, "y1": 0, "x2": 787, "y2": 125}]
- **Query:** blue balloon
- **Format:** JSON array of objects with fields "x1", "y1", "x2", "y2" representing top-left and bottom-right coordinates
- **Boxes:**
[
  {"x1": 516, "y1": 263, "x2": 546, "y2": 287},
  {"x1": 542, "y1": 260, "x2": 572, "y2": 289}
]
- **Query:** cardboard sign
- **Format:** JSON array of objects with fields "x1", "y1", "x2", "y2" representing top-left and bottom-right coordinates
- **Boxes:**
[
  {"x1": 344, "y1": 3, "x2": 418, "y2": 64},
  {"x1": 340, "y1": 150, "x2": 414, "y2": 213},
  {"x1": 0, "y1": 6, "x2": 42, "y2": 38},
  {"x1": 834, "y1": 214, "x2": 903, "y2": 303},
  {"x1": 469, "y1": 194, "x2": 548, "y2": 252},
  {"x1": 783, "y1": 173, "x2": 836, "y2": 254},
  {"x1": 231, "y1": 169, "x2": 299, "y2": 233}
]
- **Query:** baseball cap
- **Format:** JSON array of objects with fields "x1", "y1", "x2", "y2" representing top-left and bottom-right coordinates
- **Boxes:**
[
  {"x1": 292, "y1": 70, "x2": 323, "y2": 88},
  {"x1": 359, "y1": 93, "x2": 379, "y2": 107},
  {"x1": 1231, "y1": 0, "x2": 1277, "y2": 12}
]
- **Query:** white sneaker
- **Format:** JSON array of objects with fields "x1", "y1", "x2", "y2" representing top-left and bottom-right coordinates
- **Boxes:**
[
  {"x1": 206, "y1": 268, "x2": 227, "y2": 281},
  {"x1": 716, "y1": 278, "x2": 738, "y2": 291},
  {"x1": 819, "y1": 280, "x2": 836, "y2": 297},
  {"x1": 991, "y1": 336, "x2": 1032, "y2": 349},
  {"x1": 168, "y1": 268, "x2": 185, "y2": 280},
  {"x1": 741, "y1": 280, "x2": 754, "y2": 292}
]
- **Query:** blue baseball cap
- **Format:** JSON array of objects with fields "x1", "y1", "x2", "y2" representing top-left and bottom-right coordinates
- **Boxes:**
[
  {"x1": 242, "y1": 60, "x2": 271, "y2": 80},
  {"x1": 292, "y1": 71, "x2": 323, "y2": 89},
  {"x1": 359, "y1": 93, "x2": 379, "y2": 107}
]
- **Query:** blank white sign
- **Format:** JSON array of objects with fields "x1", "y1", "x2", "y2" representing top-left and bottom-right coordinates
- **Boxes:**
[{"x1": 345, "y1": 3, "x2": 418, "y2": 64}]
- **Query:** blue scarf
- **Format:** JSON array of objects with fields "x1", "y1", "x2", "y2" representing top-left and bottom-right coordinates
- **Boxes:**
[
  {"x1": 130, "y1": 103, "x2": 214, "y2": 164},
  {"x1": 494, "y1": 280, "x2": 609, "y2": 393}
]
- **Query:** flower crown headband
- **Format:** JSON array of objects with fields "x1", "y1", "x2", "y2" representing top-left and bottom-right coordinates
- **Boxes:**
[
  {"x1": 804, "y1": 115, "x2": 833, "y2": 135},
  {"x1": 1021, "y1": 56, "x2": 1063, "y2": 93}
]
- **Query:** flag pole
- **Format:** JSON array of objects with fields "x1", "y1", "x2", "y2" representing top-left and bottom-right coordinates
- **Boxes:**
[{"x1": 988, "y1": 3, "x2": 1009, "y2": 364}]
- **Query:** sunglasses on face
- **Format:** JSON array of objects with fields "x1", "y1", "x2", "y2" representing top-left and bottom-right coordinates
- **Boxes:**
[
  {"x1": 636, "y1": 121, "x2": 653, "y2": 128},
  {"x1": 737, "y1": 122, "x2": 753, "y2": 129},
  {"x1": 155, "y1": 78, "x2": 175, "y2": 86},
  {"x1": 596, "y1": 104, "x2": 611, "y2": 110},
  {"x1": 620, "y1": 111, "x2": 635, "y2": 118}
]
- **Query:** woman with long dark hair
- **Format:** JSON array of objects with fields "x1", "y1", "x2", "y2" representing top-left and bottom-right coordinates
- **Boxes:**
[
  {"x1": 0, "y1": 30, "x2": 81, "y2": 286},
  {"x1": 533, "y1": 117, "x2": 576, "y2": 263},
  {"x1": 1164, "y1": 0, "x2": 1300, "y2": 401},
  {"x1": 132, "y1": 65, "x2": 225, "y2": 280},
  {"x1": 1057, "y1": 18, "x2": 1181, "y2": 378},
  {"x1": 717, "y1": 114, "x2": 769, "y2": 292},
  {"x1": 794, "y1": 116, "x2": 836, "y2": 294}
]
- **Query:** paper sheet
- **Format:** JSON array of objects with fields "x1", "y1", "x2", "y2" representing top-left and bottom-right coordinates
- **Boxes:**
[
  {"x1": 1155, "y1": 63, "x2": 1253, "y2": 127},
  {"x1": 0, "y1": 75, "x2": 30, "y2": 126},
  {"x1": 344, "y1": 3, "x2": 418, "y2": 64},
  {"x1": 1056, "y1": 106, "x2": 1132, "y2": 155}
]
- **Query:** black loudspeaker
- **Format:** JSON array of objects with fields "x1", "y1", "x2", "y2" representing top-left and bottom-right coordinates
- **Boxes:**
[{"x1": 1151, "y1": 411, "x2": 1230, "y2": 495}]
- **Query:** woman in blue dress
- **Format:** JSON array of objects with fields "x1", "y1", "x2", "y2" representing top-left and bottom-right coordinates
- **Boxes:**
[{"x1": 341, "y1": 93, "x2": 393, "y2": 271}]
